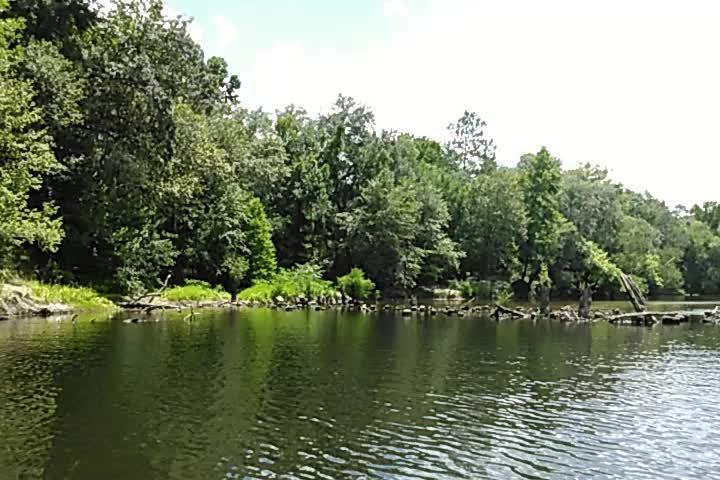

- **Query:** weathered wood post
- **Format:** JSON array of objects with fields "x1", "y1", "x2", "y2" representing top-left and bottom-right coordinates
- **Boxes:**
[
  {"x1": 578, "y1": 284, "x2": 592, "y2": 318},
  {"x1": 538, "y1": 286, "x2": 551, "y2": 315}
]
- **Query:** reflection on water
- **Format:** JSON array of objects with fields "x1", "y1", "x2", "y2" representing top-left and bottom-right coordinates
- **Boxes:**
[{"x1": 2, "y1": 308, "x2": 720, "y2": 479}]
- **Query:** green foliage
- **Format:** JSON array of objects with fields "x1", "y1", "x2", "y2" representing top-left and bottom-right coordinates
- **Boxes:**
[
  {"x1": 580, "y1": 239, "x2": 621, "y2": 288},
  {"x1": 447, "y1": 111, "x2": 497, "y2": 174},
  {"x1": 161, "y1": 280, "x2": 230, "y2": 302},
  {"x1": 451, "y1": 278, "x2": 513, "y2": 301},
  {"x1": 453, "y1": 168, "x2": 526, "y2": 279},
  {"x1": 610, "y1": 216, "x2": 682, "y2": 295},
  {"x1": 682, "y1": 220, "x2": 720, "y2": 293},
  {"x1": 337, "y1": 268, "x2": 375, "y2": 300},
  {"x1": 691, "y1": 202, "x2": 720, "y2": 233},
  {"x1": 2, "y1": 0, "x2": 719, "y2": 302},
  {"x1": 244, "y1": 198, "x2": 278, "y2": 282},
  {"x1": 560, "y1": 165, "x2": 622, "y2": 252},
  {"x1": 26, "y1": 281, "x2": 116, "y2": 310},
  {"x1": 239, "y1": 264, "x2": 337, "y2": 302},
  {"x1": 519, "y1": 147, "x2": 568, "y2": 293},
  {"x1": 0, "y1": 5, "x2": 64, "y2": 269}
]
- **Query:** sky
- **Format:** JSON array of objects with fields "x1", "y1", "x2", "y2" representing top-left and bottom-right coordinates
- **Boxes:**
[{"x1": 164, "y1": 0, "x2": 719, "y2": 208}]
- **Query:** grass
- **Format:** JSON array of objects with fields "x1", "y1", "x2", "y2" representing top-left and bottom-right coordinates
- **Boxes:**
[
  {"x1": 239, "y1": 264, "x2": 339, "y2": 302},
  {"x1": 161, "y1": 280, "x2": 230, "y2": 302},
  {"x1": 26, "y1": 281, "x2": 117, "y2": 310}
]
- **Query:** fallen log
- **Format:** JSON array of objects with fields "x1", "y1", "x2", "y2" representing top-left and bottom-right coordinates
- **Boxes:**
[
  {"x1": 609, "y1": 310, "x2": 710, "y2": 325},
  {"x1": 619, "y1": 273, "x2": 647, "y2": 311},
  {"x1": 118, "y1": 300, "x2": 179, "y2": 311},
  {"x1": 492, "y1": 305, "x2": 527, "y2": 321},
  {"x1": 127, "y1": 274, "x2": 172, "y2": 305}
]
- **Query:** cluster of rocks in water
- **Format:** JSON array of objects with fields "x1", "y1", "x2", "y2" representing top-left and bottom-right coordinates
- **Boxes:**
[
  {"x1": 239, "y1": 299, "x2": 602, "y2": 322},
  {"x1": 221, "y1": 299, "x2": 720, "y2": 327}
]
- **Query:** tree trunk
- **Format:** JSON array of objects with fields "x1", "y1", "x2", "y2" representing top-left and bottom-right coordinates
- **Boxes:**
[
  {"x1": 578, "y1": 284, "x2": 592, "y2": 318},
  {"x1": 619, "y1": 273, "x2": 647, "y2": 312},
  {"x1": 538, "y1": 286, "x2": 551, "y2": 315},
  {"x1": 618, "y1": 272, "x2": 656, "y2": 325}
]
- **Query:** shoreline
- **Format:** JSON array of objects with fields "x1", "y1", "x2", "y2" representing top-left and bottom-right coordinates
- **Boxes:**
[{"x1": 3, "y1": 280, "x2": 720, "y2": 327}]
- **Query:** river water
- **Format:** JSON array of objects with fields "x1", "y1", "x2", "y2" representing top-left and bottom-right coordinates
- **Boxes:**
[{"x1": 2, "y1": 306, "x2": 720, "y2": 479}]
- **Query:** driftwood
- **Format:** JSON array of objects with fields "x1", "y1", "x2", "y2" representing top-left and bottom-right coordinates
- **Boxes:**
[
  {"x1": 492, "y1": 305, "x2": 528, "y2": 321},
  {"x1": 616, "y1": 273, "x2": 659, "y2": 325},
  {"x1": 126, "y1": 274, "x2": 172, "y2": 306},
  {"x1": 609, "y1": 309, "x2": 720, "y2": 325},
  {"x1": 619, "y1": 273, "x2": 648, "y2": 312}
]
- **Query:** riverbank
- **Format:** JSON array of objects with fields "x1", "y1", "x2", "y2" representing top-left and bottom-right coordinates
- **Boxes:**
[
  {"x1": 4, "y1": 279, "x2": 720, "y2": 329},
  {"x1": 0, "y1": 281, "x2": 116, "y2": 318}
]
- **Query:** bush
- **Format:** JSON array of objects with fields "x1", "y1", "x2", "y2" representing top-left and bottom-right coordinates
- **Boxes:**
[
  {"x1": 26, "y1": 281, "x2": 117, "y2": 310},
  {"x1": 450, "y1": 278, "x2": 513, "y2": 302},
  {"x1": 239, "y1": 263, "x2": 338, "y2": 302},
  {"x1": 161, "y1": 279, "x2": 230, "y2": 302},
  {"x1": 337, "y1": 268, "x2": 375, "y2": 300}
]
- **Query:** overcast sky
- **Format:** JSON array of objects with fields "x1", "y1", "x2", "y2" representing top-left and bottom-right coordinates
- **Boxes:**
[{"x1": 167, "y1": 0, "x2": 720, "y2": 208}]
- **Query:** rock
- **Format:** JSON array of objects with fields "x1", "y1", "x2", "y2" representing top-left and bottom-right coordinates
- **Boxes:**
[
  {"x1": 0, "y1": 284, "x2": 72, "y2": 318},
  {"x1": 662, "y1": 314, "x2": 685, "y2": 325},
  {"x1": 401, "y1": 309, "x2": 412, "y2": 316},
  {"x1": 275, "y1": 296, "x2": 285, "y2": 304}
]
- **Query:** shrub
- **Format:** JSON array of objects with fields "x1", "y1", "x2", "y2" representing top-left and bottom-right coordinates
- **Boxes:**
[
  {"x1": 337, "y1": 268, "x2": 376, "y2": 300},
  {"x1": 450, "y1": 277, "x2": 513, "y2": 302},
  {"x1": 239, "y1": 263, "x2": 338, "y2": 302},
  {"x1": 162, "y1": 279, "x2": 230, "y2": 302}
]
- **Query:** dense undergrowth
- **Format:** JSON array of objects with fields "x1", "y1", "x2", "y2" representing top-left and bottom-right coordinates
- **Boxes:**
[
  {"x1": 238, "y1": 264, "x2": 338, "y2": 302},
  {"x1": 161, "y1": 280, "x2": 231, "y2": 302}
]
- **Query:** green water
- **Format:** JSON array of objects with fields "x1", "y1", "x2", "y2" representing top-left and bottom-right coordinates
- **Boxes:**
[{"x1": 2, "y1": 306, "x2": 720, "y2": 479}]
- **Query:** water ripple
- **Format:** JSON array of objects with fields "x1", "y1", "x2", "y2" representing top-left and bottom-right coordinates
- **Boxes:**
[{"x1": 2, "y1": 315, "x2": 720, "y2": 479}]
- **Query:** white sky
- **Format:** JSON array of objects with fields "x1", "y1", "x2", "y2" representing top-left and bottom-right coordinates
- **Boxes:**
[{"x1": 192, "y1": 0, "x2": 720, "y2": 207}]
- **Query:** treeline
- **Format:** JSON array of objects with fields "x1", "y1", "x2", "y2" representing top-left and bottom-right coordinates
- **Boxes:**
[{"x1": 2, "y1": 0, "x2": 720, "y2": 301}]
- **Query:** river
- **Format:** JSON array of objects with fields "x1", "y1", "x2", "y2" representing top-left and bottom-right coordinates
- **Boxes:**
[{"x1": 2, "y1": 305, "x2": 720, "y2": 479}]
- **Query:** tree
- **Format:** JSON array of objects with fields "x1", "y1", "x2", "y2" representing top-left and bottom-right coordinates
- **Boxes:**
[
  {"x1": 1, "y1": 0, "x2": 98, "y2": 58},
  {"x1": 560, "y1": 164, "x2": 622, "y2": 252},
  {"x1": 34, "y1": 0, "x2": 240, "y2": 289},
  {"x1": 611, "y1": 216, "x2": 665, "y2": 295},
  {"x1": 0, "y1": 1, "x2": 63, "y2": 270},
  {"x1": 454, "y1": 169, "x2": 526, "y2": 280},
  {"x1": 682, "y1": 219, "x2": 720, "y2": 294},
  {"x1": 691, "y1": 202, "x2": 720, "y2": 233},
  {"x1": 244, "y1": 198, "x2": 277, "y2": 283},
  {"x1": 337, "y1": 268, "x2": 375, "y2": 301},
  {"x1": 518, "y1": 147, "x2": 568, "y2": 299},
  {"x1": 342, "y1": 172, "x2": 425, "y2": 290},
  {"x1": 447, "y1": 111, "x2": 497, "y2": 174}
]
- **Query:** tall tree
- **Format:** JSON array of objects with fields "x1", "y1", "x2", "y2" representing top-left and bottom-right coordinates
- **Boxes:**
[
  {"x1": 0, "y1": 0, "x2": 63, "y2": 271},
  {"x1": 518, "y1": 147, "x2": 567, "y2": 299},
  {"x1": 447, "y1": 111, "x2": 497, "y2": 174},
  {"x1": 455, "y1": 169, "x2": 526, "y2": 279}
]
